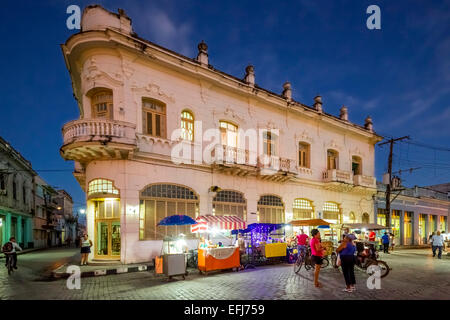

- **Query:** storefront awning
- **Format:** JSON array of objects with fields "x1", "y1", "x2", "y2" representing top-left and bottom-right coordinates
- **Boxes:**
[
  {"x1": 191, "y1": 215, "x2": 247, "y2": 233},
  {"x1": 341, "y1": 223, "x2": 391, "y2": 230},
  {"x1": 287, "y1": 219, "x2": 331, "y2": 227}
]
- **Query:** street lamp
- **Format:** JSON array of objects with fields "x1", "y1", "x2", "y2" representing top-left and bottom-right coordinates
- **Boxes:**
[{"x1": 79, "y1": 209, "x2": 85, "y2": 214}]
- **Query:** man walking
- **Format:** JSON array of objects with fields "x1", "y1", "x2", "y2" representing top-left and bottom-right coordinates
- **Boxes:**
[
  {"x1": 431, "y1": 231, "x2": 444, "y2": 259},
  {"x1": 381, "y1": 232, "x2": 390, "y2": 254}
]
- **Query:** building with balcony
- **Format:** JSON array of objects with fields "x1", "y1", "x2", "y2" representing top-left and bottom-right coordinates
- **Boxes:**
[
  {"x1": 0, "y1": 136, "x2": 35, "y2": 249},
  {"x1": 60, "y1": 5, "x2": 383, "y2": 263},
  {"x1": 374, "y1": 183, "x2": 449, "y2": 246}
]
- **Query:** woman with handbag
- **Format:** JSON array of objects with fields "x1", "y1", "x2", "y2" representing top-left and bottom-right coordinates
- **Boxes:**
[{"x1": 336, "y1": 235, "x2": 356, "y2": 292}]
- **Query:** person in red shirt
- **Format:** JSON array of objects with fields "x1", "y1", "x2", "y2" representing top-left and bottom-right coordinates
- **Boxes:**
[
  {"x1": 369, "y1": 231, "x2": 376, "y2": 242},
  {"x1": 296, "y1": 229, "x2": 309, "y2": 256}
]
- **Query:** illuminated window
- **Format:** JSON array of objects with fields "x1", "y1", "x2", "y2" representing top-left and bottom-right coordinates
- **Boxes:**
[
  {"x1": 293, "y1": 198, "x2": 313, "y2": 220},
  {"x1": 88, "y1": 179, "x2": 119, "y2": 197},
  {"x1": 219, "y1": 121, "x2": 238, "y2": 148},
  {"x1": 181, "y1": 110, "x2": 194, "y2": 141},
  {"x1": 139, "y1": 184, "x2": 199, "y2": 240},
  {"x1": 323, "y1": 201, "x2": 341, "y2": 222}
]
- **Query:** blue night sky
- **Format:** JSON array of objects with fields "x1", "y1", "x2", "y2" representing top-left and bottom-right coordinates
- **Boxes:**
[{"x1": 0, "y1": 0, "x2": 449, "y2": 208}]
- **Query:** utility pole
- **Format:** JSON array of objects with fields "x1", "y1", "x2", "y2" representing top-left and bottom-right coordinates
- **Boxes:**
[{"x1": 378, "y1": 136, "x2": 409, "y2": 228}]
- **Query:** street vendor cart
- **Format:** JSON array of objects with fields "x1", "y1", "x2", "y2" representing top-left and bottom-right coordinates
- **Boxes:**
[
  {"x1": 191, "y1": 215, "x2": 246, "y2": 274},
  {"x1": 155, "y1": 215, "x2": 196, "y2": 280}
]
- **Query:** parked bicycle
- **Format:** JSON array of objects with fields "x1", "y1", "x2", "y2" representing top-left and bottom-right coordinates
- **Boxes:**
[{"x1": 294, "y1": 246, "x2": 330, "y2": 273}]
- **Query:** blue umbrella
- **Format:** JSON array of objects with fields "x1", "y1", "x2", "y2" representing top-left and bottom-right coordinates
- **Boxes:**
[{"x1": 157, "y1": 215, "x2": 196, "y2": 226}]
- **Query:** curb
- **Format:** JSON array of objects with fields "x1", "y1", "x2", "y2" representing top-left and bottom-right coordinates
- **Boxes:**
[{"x1": 51, "y1": 263, "x2": 154, "y2": 279}]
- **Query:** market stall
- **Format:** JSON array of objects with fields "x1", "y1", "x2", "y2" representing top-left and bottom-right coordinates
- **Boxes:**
[
  {"x1": 231, "y1": 223, "x2": 288, "y2": 266},
  {"x1": 155, "y1": 215, "x2": 196, "y2": 280},
  {"x1": 340, "y1": 223, "x2": 392, "y2": 250},
  {"x1": 191, "y1": 215, "x2": 246, "y2": 273}
]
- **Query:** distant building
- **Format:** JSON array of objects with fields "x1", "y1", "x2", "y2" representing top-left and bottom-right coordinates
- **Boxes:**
[
  {"x1": 0, "y1": 136, "x2": 35, "y2": 249},
  {"x1": 374, "y1": 183, "x2": 449, "y2": 246},
  {"x1": 54, "y1": 189, "x2": 77, "y2": 245},
  {"x1": 33, "y1": 176, "x2": 60, "y2": 248}
]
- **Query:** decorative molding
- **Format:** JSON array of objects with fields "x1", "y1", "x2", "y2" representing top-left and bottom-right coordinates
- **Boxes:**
[
  {"x1": 325, "y1": 139, "x2": 343, "y2": 152},
  {"x1": 350, "y1": 146, "x2": 366, "y2": 157},
  {"x1": 295, "y1": 129, "x2": 314, "y2": 144},
  {"x1": 214, "y1": 107, "x2": 246, "y2": 125},
  {"x1": 136, "y1": 133, "x2": 175, "y2": 147},
  {"x1": 131, "y1": 82, "x2": 175, "y2": 103},
  {"x1": 83, "y1": 57, "x2": 124, "y2": 87}
]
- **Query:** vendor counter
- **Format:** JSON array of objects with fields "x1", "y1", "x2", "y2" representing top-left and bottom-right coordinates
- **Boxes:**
[
  {"x1": 198, "y1": 247, "x2": 240, "y2": 272},
  {"x1": 261, "y1": 243, "x2": 287, "y2": 258}
]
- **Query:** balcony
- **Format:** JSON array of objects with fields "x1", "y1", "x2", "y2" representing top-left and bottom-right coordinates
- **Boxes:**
[
  {"x1": 353, "y1": 174, "x2": 376, "y2": 188},
  {"x1": 323, "y1": 169, "x2": 354, "y2": 185},
  {"x1": 60, "y1": 119, "x2": 136, "y2": 162},
  {"x1": 211, "y1": 144, "x2": 257, "y2": 176}
]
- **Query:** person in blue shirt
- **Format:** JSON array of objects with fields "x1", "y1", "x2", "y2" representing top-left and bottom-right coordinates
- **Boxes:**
[{"x1": 381, "y1": 232, "x2": 390, "y2": 254}]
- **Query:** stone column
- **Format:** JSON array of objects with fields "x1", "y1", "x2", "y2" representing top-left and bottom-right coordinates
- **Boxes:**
[
  {"x1": 17, "y1": 215, "x2": 23, "y2": 247},
  {"x1": 5, "y1": 212, "x2": 11, "y2": 241},
  {"x1": 413, "y1": 211, "x2": 420, "y2": 245}
]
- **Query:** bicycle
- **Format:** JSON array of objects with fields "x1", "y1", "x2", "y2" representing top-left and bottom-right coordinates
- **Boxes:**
[
  {"x1": 294, "y1": 246, "x2": 329, "y2": 273},
  {"x1": 4, "y1": 253, "x2": 14, "y2": 275}
]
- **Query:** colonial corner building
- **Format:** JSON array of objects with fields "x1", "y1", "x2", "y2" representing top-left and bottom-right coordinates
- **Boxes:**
[{"x1": 60, "y1": 5, "x2": 383, "y2": 263}]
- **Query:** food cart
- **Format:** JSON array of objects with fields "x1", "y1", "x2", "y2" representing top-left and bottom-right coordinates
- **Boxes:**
[
  {"x1": 191, "y1": 215, "x2": 246, "y2": 274},
  {"x1": 231, "y1": 223, "x2": 288, "y2": 266},
  {"x1": 340, "y1": 223, "x2": 392, "y2": 250},
  {"x1": 156, "y1": 215, "x2": 196, "y2": 280}
]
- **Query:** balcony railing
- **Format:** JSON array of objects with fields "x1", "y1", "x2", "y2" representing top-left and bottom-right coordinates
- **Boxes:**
[
  {"x1": 62, "y1": 119, "x2": 136, "y2": 146},
  {"x1": 213, "y1": 144, "x2": 253, "y2": 166},
  {"x1": 353, "y1": 174, "x2": 376, "y2": 188},
  {"x1": 323, "y1": 169, "x2": 354, "y2": 184}
]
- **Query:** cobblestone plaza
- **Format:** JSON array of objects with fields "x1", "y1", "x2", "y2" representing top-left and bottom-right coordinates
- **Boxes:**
[{"x1": 1, "y1": 248, "x2": 448, "y2": 300}]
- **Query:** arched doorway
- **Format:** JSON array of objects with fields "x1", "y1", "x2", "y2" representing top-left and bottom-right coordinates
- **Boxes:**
[
  {"x1": 362, "y1": 212, "x2": 370, "y2": 224},
  {"x1": 139, "y1": 183, "x2": 199, "y2": 240},
  {"x1": 212, "y1": 190, "x2": 246, "y2": 221},
  {"x1": 88, "y1": 179, "x2": 121, "y2": 260},
  {"x1": 257, "y1": 195, "x2": 285, "y2": 224}
]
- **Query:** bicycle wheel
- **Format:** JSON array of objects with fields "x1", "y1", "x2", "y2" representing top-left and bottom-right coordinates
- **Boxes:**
[
  {"x1": 294, "y1": 255, "x2": 304, "y2": 274},
  {"x1": 330, "y1": 252, "x2": 338, "y2": 268},
  {"x1": 304, "y1": 256, "x2": 312, "y2": 271},
  {"x1": 321, "y1": 257, "x2": 329, "y2": 268},
  {"x1": 376, "y1": 260, "x2": 390, "y2": 278},
  {"x1": 8, "y1": 261, "x2": 13, "y2": 275}
]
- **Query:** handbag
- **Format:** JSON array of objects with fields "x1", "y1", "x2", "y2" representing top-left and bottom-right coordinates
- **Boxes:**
[{"x1": 336, "y1": 253, "x2": 341, "y2": 267}]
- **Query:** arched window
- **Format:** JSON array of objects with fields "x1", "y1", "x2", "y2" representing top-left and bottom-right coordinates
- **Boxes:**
[
  {"x1": 142, "y1": 98, "x2": 166, "y2": 138},
  {"x1": 352, "y1": 156, "x2": 362, "y2": 175},
  {"x1": 323, "y1": 201, "x2": 341, "y2": 223},
  {"x1": 258, "y1": 195, "x2": 285, "y2": 223},
  {"x1": 298, "y1": 142, "x2": 310, "y2": 168},
  {"x1": 327, "y1": 149, "x2": 339, "y2": 170},
  {"x1": 293, "y1": 198, "x2": 314, "y2": 220},
  {"x1": 219, "y1": 121, "x2": 238, "y2": 148},
  {"x1": 349, "y1": 212, "x2": 356, "y2": 223},
  {"x1": 91, "y1": 89, "x2": 113, "y2": 119},
  {"x1": 213, "y1": 190, "x2": 246, "y2": 221},
  {"x1": 139, "y1": 184, "x2": 199, "y2": 240},
  {"x1": 88, "y1": 179, "x2": 119, "y2": 198},
  {"x1": 181, "y1": 110, "x2": 194, "y2": 141},
  {"x1": 362, "y1": 212, "x2": 370, "y2": 224}
]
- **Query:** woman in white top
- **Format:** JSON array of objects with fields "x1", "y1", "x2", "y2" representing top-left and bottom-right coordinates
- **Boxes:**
[{"x1": 80, "y1": 234, "x2": 92, "y2": 266}]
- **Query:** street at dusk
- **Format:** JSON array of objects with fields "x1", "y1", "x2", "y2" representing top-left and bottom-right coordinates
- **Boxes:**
[{"x1": 0, "y1": 1, "x2": 449, "y2": 311}]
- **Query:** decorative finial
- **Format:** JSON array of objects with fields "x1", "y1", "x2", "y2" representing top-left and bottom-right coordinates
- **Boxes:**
[
  {"x1": 340, "y1": 106, "x2": 348, "y2": 121},
  {"x1": 244, "y1": 65, "x2": 255, "y2": 87},
  {"x1": 314, "y1": 95, "x2": 323, "y2": 113},
  {"x1": 282, "y1": 82, "x2": 292, "y2": 101},
  {"x1": 365, "y1": 116, "x2": 373, "y2": 131},
  {"x1": 197, "y1": 40, "x2": 209, "y2": 66}
]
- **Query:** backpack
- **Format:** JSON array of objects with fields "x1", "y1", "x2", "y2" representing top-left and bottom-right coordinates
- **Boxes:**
[{"x1": 2, "y1": 242, "x2": 13, "y2": 253}]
